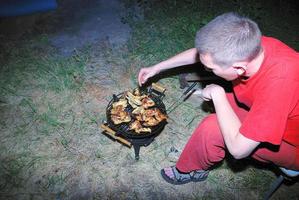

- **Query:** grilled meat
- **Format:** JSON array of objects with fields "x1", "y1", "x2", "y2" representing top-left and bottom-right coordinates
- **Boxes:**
[
  {"x1": 110, "y1": 88, "x2": 167, "y2": 133},
  {"x1": 129, "y1": 120, "x2": 151, "y2": 133}
]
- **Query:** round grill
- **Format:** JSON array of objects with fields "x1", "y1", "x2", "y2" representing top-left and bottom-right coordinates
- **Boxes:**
[{"x1": 106, "y1": 88, "x2": 167, "y2": 139}]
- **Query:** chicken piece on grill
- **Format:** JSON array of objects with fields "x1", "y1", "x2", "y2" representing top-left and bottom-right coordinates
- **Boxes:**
[
  {"x1": 143, "y1": 116, "x2": 160, "y2": 126},
  {"x1": 141, "y1": 96, "x2": 155, "y2": 109},
  {"x1": 137, "y1": 127, "x2": 151, "y2": 134},
  {"x1": 129, "y1": 120, "x2": 142, "y2": 131},
  {"x1": 152, "y1": 108, "x2": 167, "y2": 122},
  {"x1": 133, "y1": 88, "x2": 141, "y2": 96},
  {"x1": 111, "y1": 98, "x2": 128, "y2": 116},
  {"x1": 112, "y1": 98, "x2": 128, "y2": 108},
  {"x1": 111, "y1": 111, "x2": 131, "y2": 124},
  {"x1": 132, "y1": 88, "x2": 148, "y2": 99},
  {"x1": 132, "y1": 106, "x2": 145, "y2": 115},
  {"x1": 134, "y1": 114, "x2": 143, "y2": 121},
  {"x1": 142, "y1": 108, "x2": 167, "y2": 126},
  {"x1": 144, "y1": 108, "x2": 156, "y2": 117},
  {"x1": 129, "y1": 120, "x2": 151, "y2": 133},
  {"x1": 111, "y1": 105, "x2": 125, "y2": 115},
  {"x1": 126, "y1": 91, "x2": 142, "y2": 108},
  {"x1": 126, "y1": 89, "x2": 150, "y2": 108},
  {"x1": 110, "y1": 98, "x2": 131, "y2": 124}
]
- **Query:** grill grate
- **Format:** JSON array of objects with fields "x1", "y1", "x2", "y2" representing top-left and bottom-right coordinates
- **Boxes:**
[{"x1": 106, "y1": 87, "x2": 167, "y2": 139}]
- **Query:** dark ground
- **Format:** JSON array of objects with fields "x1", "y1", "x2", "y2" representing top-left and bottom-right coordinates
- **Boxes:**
[
  {"x1": 0, "y1": 0, "x2": 131, "y2": 56},
  {"x1": 0, "y1": 1, "x2": 298, "y2": 199}
]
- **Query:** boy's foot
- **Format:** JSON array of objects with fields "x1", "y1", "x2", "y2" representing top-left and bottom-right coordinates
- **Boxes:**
[{"x1": 160, "y1": 166, "x2": 209, "y2": 185}]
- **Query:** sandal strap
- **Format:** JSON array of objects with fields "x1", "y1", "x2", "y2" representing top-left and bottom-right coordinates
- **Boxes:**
[
  {"x1": 172, "y1": 166, "x2": 192, "y2": 182},
  {"x1": 191, "y1": 170, "x2": 209, "y2": 180},
  {"x1": 161, "y1": 166, "x2": 209, "y2": 185}
]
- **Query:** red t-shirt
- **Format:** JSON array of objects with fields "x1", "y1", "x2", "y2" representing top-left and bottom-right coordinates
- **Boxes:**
[{"x1": 233, "y1": 36, "x2": 299, "y2": 147}]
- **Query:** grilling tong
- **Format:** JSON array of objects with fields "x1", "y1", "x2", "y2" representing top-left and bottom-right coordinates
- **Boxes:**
[{"x1": 167, "y1": 82, "x2": 201, "y2": 113}]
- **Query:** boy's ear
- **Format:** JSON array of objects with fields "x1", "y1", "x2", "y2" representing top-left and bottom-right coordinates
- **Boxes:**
[
  {"x1": 236, "y1": 68, "x2": 245, "y2": 75},
  {"x1": 233, "y1": 65, "x2": 247, "y2": 75}
]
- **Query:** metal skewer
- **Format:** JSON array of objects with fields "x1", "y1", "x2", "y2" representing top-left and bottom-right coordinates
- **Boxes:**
[{"x1": 167, "y1": 82, "x2": 198, "y2": 113}]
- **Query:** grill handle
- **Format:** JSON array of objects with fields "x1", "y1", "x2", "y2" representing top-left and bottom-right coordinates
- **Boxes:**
[
  {"x1": 100, "y1": 124, "x2": 132, "y2": 147},
  {"x1": 150, "y1": 82, "x2": 166, "y2": 99},
  {"x1": 152, "y1": 83, "x2": 166, "y2": 94}
]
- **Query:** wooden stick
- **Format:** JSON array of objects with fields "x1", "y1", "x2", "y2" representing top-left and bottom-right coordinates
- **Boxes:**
[{"x1": 100, "y1": 124, "x2": 132, "y2": 147}]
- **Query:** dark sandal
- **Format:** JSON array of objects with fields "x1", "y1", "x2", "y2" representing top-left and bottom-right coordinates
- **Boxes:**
[{"x1": 160, "y1": 166, "x2": 209, "y2": 185}]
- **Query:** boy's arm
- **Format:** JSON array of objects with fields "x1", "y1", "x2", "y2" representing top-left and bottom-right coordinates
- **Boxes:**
[
  {"x1": 202, "y1": 84, "x2": 260, "y2": 159},
  {"x1": 138, "y1": 48, "x2": 199, "y2": 85}
]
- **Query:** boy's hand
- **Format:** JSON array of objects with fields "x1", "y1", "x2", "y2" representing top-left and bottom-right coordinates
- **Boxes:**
[
  {"x1": 138, "y1": 66, "x2": 159, "y2": 86},
  {"x1": 201, "y1": 84, "x2": 225, "y2": 101}
]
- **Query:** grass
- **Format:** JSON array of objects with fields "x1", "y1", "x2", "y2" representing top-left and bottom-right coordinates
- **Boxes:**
[
  {"x1": 0, "y1": 36, "x2": 90, "y2": 199},
  {"x1": 124, "y1": 0, "x2": 299, "y2": 199},
  {"x1": 0, "y1": 0, "x2": 298, "y2": 199},
  {"x1": 126, "y1": 0, "x2": 299, "y2": 68}
]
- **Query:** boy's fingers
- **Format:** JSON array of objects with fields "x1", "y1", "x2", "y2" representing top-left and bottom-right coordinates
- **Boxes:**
[{"x1": 138, "y1": 71, "x2": 145, "y2": 85}]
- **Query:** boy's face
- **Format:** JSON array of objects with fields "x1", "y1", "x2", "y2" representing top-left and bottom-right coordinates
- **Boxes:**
[{"x1": 199, "y1": 53, "x2": 239, "y2": 81}]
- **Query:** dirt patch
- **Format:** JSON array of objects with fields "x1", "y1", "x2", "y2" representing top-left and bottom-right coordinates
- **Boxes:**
[{"x1": 48, "y1": 0, "x2": 131, "y2": 56}]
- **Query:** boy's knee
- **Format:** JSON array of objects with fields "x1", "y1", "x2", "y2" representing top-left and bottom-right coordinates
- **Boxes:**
[{"x1": 200, "y1": 114, "x2": 220, "y2": 135}]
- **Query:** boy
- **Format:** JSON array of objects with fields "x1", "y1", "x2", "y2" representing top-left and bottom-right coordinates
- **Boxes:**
[{"x1": 138, "y1": 12, "x2": 299, "y2": 185}]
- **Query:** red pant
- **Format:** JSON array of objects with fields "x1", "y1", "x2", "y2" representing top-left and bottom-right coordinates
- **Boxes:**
[{"x1": 176, "y1": 93, "x2": 299, "y2": 172}]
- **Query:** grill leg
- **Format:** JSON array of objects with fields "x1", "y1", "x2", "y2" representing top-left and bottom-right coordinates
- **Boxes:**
[{"x1": 133, "y1": 145, "x2": 141, "y2": 160}]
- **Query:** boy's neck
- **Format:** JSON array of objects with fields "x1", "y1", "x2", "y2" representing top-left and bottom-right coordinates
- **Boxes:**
[{"x1": 245, "y1": 48, "x2": 265, "y2": 77}]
